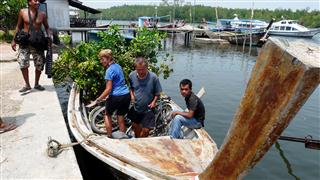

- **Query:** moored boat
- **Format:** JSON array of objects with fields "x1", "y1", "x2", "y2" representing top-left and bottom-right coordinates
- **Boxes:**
[
  {"x1": 268, "y1": 20, "x2": 320, "y2": 38},
  {"x1": 212, "y1": 15, "x2": 268, "y2": 33},
  {"x1": 227, "y1": 32, "x2": 266, "y2": 46},
  {"x1": 67, "y1": 85, "x2": 218, "y2": 179}
]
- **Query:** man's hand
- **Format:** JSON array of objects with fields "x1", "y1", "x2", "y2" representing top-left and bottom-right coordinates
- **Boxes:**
[
  {"x1": 86, "y1": 100, "x2": 98, "y2": 108},
  {"x1": 171, "y1": 111, "x2": 178, "y2": 118},
  {"x1": 148, "y1": 101, "x2": 156, "y2": 109},
  {"x1": 86, "y1": 98, "x2": 105, "y2": 108},
  {"x1": 11, "y1": 41, "x2": 17, "y2": 51}
]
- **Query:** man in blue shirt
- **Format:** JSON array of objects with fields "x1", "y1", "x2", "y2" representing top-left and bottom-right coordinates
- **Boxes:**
[
  {"x1": 94, "y1": 49, "x2": 130, "y2": 138},
  {"x1": 128, "y1": 57, "x2": 162, "y2": 137}
]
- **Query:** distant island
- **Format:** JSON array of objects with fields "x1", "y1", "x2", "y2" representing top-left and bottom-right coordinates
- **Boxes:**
[{"x1": 81, "y1": 5, "x2": 320, "y2": 28}]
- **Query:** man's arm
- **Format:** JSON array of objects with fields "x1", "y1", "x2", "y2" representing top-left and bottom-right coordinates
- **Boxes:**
[
  {"x1": 130, "y1": 89, "x2": 135, "y2": 102},
  {"x1": 11, "y1": 9, "x2": 23, "y2": 51},
  {"x1": 96, "y1": 80, "x2": 112, "y2": 101},
  {"x1": 148, "y1": 95, "x2": 159, "y2": 109},
  {"x1": 172, "y1": 110, "x2": 195, "y2": 119},
  {"x1": 42, "y1": 12, "x2": 51, "y2": 38},
  {"x1": 149, "y1": 76, "x2": 162, "y2": 109}
]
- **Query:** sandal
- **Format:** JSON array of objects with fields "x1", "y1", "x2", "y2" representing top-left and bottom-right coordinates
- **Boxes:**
[
  {"x1": 34, "y1": 85, "x2": 45, "y2": 91},
  {"x1": 0, "y1": 124, "x2": 17, "y2": 134},
  {"x1": 19, "y1": 86, "x2": 31, "y2": 92}
]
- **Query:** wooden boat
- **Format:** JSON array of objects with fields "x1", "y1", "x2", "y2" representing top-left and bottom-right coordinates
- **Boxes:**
[
  {"x1": 68, "y1": 86, "x2": 218, "y2": 179},
  {"x1": 227, "y1": 32, "x2": 266, "y2": 46},
  {"x1": 268, "y1": 20, "x2": 320, "y2": 38}
]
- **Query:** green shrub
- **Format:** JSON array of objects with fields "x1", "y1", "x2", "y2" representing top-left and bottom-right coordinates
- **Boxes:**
[
  {"x1": 53, "y1": 25, "x2": 172, "y2": 101},
  {"x1": 0, "y1": 30, "x2": 14, "y2": 42}
]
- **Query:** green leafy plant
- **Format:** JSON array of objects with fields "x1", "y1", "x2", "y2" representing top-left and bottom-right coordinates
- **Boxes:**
[
  {"x1": 0, "y1": 0, "x2": 26, "y2": 41},
  {"x1": 53, "y1": 25, "x2": 172, "y2": 101}
]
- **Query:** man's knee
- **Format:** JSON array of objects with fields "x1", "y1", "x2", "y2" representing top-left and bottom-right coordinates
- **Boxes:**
[{"x1": 173, "y1": 115, "x2": 184, "y2": 123}]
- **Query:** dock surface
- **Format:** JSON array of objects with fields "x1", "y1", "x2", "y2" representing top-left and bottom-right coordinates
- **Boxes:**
[{"x1": 0, "y1": 43, "x2": 82, "y2": 179}]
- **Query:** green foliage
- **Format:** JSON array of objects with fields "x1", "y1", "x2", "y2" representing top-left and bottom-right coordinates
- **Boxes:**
[
  {"x1": 0, "y1": 30, "x2": 14, "y2": 42},
  {"x1": 53, "y1": 25, "x2": 172, "y2": 101},
  {"x1": 85, "y1": 5, "x2": 320, "y2": 28},
  {"x1": 0, "y1": 0, "x2": 27, "y2": 35},
  {"x1": 59, "y1": 34, "x2": 71, "y2": 45}
]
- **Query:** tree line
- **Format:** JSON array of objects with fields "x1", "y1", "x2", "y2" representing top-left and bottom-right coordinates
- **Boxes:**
[{"x1": 82, "y1": 5, "x2": 320, "y2": 28}]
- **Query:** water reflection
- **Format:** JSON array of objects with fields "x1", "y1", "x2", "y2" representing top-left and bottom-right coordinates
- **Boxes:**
[{"x1": 275, "y1": 141, "x2": 300, "y2": 180}]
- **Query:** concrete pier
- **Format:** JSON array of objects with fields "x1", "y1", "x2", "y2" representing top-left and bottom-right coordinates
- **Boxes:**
[{"x1": 0, "y1": 43, "x2": 82, "y2": 179}]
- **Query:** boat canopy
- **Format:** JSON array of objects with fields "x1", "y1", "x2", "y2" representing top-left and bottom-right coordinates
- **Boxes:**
[{"x1": 138, "y1": 15, "x2": 171, "y2": 27}]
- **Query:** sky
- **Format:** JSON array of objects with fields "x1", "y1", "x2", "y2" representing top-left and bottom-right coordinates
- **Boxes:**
[{"x1": 79, "y1": 0, "x2": 320, "y2": 11}]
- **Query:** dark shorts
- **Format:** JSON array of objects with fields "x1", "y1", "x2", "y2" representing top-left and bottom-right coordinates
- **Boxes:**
[
  {"x1": 105, "y1": 93, "x2": 130, "y2": 116},
  {"x1": 127, "y1": 107, "x2": 155, "y2": 129}
]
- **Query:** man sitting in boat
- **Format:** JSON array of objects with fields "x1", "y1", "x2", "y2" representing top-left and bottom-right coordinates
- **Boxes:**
[
  {"x1": 169, "y1": 79, "x2": 205, "y2": 139},
  {"x1": 127, "y1": 57, "x2": 162, "y2": 137},
  {"x1": 94, "y1": 49, "x2": 131, "y2": 138}
]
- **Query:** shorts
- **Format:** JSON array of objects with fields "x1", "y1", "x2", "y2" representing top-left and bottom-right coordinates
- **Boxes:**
[
  {"x1": 105, "y1": 93, "x2": 130, "y2": 116},
  {"x1": 127, "y1": 107, "x2": 155, "y2": 129},
  {"x1": 17, "y1": 46, "x2": 45, "y2": 71}
]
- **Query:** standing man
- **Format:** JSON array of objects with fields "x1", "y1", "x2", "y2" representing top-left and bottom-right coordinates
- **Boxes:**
[
  {"x1": 11, "y1": 0, "x2": 51, "y2": 92},
  {"x1": 169, "y1": 79, "x2": 205, "y2": 139},
  {"x1": 128, "y1": 57, "x2": 162, "y2": 137}
]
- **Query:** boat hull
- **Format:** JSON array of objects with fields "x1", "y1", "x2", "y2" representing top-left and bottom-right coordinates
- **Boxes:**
[
  {"x1": 227, "y1": 32, "x2": 266, "y2": 46},
  {"x1": 269, "y1": 28, "x2": 320, "y2": 38}
]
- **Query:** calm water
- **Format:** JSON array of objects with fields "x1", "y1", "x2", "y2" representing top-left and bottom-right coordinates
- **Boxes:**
[
  {"x1": 158, "y1": 34, "x2": 320, "y2": 179},
  {"x1": 56, "y1": 31, "x2": 319, "y2": 179}
]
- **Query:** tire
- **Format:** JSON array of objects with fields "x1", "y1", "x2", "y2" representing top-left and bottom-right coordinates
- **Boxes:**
[
  {"x1": 89, "y1": 106, "x2": 119, "y2": 134},
  {"x1": 151, "y1": 103, "x2": 173, "y2": 137}
]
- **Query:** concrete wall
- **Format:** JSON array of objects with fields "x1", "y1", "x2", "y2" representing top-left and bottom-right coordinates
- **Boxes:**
[{"x1": 45, "y1": 0, "x2": 70, "y2": 28}]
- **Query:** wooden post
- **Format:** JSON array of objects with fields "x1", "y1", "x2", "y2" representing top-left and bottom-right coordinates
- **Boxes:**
[{"x1": 200, "y1": 38, "x2": 320, "y2": 179}]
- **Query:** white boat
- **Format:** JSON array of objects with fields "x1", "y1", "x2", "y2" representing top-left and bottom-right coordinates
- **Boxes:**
[
  {"x1": 68, "y1": 85, "x2": 218, "y2": 179},
  {"x1": 268, "y1": 20, "x2": 320, "y2": 38},
  {"x1": 212, "y1": 15, "x2": 268, "y2": 33}
]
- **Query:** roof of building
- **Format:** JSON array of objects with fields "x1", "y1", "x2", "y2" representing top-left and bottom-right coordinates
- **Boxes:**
[{"x1": 68, "y1": 0, "x2": 101, "y2": 14}]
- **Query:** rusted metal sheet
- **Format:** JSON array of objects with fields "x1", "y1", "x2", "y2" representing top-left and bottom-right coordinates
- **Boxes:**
[{"x1": 200, "y1": 37, "x2": 320, "y2": 179}]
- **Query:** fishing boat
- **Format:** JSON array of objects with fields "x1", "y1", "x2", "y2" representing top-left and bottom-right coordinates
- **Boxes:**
[
  {"x1": 268, "y1": 20, "x2": 320, "y2": 38},
  {"x1": 212, "y1": 15, "x2": 268, "y2": 33},
  {"x1": 68, "y1": 86, "x2": 218, "y2": 179},
  {"x1": 226, "y1": 32, "x2": 266, "y2": 46},
  {"x1": 232, "y1": 19, "x2": 268, "y2": 33},
  {"x1": 227, "y1": 19, "x2": 274, "y2": 46}
]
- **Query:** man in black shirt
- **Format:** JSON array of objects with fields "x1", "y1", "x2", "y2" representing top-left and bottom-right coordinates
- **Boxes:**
[{"x1": 169, "y1": 79, "x2": 205, "y2": 139}]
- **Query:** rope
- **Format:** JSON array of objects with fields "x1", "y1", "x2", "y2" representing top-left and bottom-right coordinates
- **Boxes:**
[{"x1": 47, "y1": 133, "x2": 96, "y2": 158}]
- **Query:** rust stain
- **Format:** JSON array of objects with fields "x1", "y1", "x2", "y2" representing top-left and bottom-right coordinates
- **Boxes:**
[
  {"x1": 201, "y1": 41, "x2": 319, "y2": 179},
  {"x1": 193, "y1": 148, "x2": 201, "y2": 157},
  {"x1": 159, "y1": 139, "x2": 182, "y2": 154},
  {"x1": 128, "y1": 140, "x2": 195, "y2": 175}
]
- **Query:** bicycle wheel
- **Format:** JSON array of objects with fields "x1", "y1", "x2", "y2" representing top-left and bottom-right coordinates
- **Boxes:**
[
  {"x1": 89, "y1": 106, "x2": 119, "y2": 134},
  {"x1": 152, "y1": 103, "x2": 173, "y2": 136}
]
